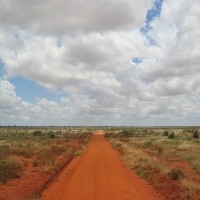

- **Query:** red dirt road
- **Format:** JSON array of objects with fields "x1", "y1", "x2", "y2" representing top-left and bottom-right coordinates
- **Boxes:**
[{"x1": 42, "y1": 131, "x2": 160, "y2": 200}]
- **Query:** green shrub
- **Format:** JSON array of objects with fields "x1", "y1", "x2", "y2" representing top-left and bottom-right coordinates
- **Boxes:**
[
  {"x1": 119, "y1": 130, "x2": 132, "y2": 137},
  {"x1": 192, "y1": 129, "x2": 199, "y2": 139},
  {"x1": 48, "y1": 132, "x2": 55, "y2": 138},
  {"x1": 0, "y1": 158, "x2": 23, "y2": 183},
  {"x1": 32, "y1": 130, "x2": 42, "y2": 136},
  {"x1": 168, "y1": 132, "x2": 175, "y2": 139},
  {"x1": 168, "y1": 168, "x2": 185, "y2": 180},
  {"x1": 163, "y1": 130, "x2": 169, "y2": 136}
]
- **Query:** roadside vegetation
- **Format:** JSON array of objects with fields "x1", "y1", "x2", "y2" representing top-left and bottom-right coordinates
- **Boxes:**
[
  {"x1": 0, "y1": 126, "x2": 93, "y2": 199},
  {"x1": 105, "y1": 127, "x2": 200, "y2": 200}
]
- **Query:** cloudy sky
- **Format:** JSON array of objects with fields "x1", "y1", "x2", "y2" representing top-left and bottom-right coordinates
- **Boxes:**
[{"x1": 0, "y1": 0, "x2": 200, "y2": 126}]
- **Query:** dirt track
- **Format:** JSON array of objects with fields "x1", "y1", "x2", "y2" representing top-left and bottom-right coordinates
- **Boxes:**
[{"x1": 42, "y1": 130, "x2": 160, "y2": 200}]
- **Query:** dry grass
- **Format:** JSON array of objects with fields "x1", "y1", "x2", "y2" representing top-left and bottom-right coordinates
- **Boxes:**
[
  {"x1": 0, "y1": 126, "x2": 93, "y2": 183},
  {"x1": 180, "y1": 179, "x2": 200, "y2": 194},
  {"x1": 105, "y1": 127, "x2": 200, "y2": 200},
  {"x1": 0, "y1": 158, "x2": 23, "y2": 183}
]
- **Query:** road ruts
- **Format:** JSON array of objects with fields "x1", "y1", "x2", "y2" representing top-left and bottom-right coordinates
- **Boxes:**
[{"x1": 41, "y1": 130, "x2": 160, "y2": 200}]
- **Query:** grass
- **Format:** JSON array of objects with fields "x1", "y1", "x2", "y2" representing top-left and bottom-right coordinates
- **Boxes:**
[
  {"x1": 0, "y1": 158, "x2": 23, "y2": 184},
  {"x1": 0, "y1": 126, "x2": 94, "y2": 200},
  {"x1": 181, "y1": 178, "x2": 200, "y2": 191},
  {"x1": 105, "y1": 127, "x2": 200, "y2": 200},
  {"x1": 0, "y1": 126, "x2": 93, "y2": 184}
]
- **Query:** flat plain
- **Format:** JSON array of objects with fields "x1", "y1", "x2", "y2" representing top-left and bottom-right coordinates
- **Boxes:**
[
  {"x1": 0, "y1": 126, "x2": 200, "y2": 200},
  {"x1": 0, "y1": 126, "x2": 92, "y2": 200}
]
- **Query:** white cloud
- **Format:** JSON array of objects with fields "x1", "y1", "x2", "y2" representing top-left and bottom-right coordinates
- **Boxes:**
[
  {"x1": 0, "y1": 79, "x2": 16, "y2": 96},
  {"x1": 0, "y1": 0, "x2": 152, "y2": 34},
  {"x1": 1, "y1": 0, "x2": 200, "y2": 125},
  {"x1": 138, "y1": 0, "x2": 200, "y2": 95},
  {"x1": 2, "y1": 30, "x2": 145, "y2": 94}
]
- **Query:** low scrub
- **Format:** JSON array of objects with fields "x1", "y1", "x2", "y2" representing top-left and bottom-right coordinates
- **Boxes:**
[
  {"x1": 192, "y1": 129, "x2": 199, "y2": 139},
  {"x1": 105, "y1": 127, "x2": 200, "y2": 199},
  {"x1": 119, "y1": 130, "x2": 132, "y2": 137},
  {"x1": 168, "y1": 132, "x2": 175, "y2": 139},
  {"x1": 168, "y1": 168, "x2": 185, "y2": 180},
  {"x1": 163, "y1": 130, "x2": 169, "y2": 136},
  {"x1": 0, "y1": 158, "x2": 23, "y2": 184}
]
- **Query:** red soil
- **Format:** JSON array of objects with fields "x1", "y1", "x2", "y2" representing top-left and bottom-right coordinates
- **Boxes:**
[
  {"x1": 0, "y1": 157, "x2": 50, "y2": 200},
  {"x1": 0, "y1": 140, "x2": 81, "y2": 200},
  {"x1": 140, "y1": 148, "x2": 200, "y2": 199},
  {"x1": 42, "y1": 131, "x2": 161, "y2": 200}
]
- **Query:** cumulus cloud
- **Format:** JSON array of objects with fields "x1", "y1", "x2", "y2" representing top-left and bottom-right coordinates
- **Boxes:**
[
  {"x1": 138, "y1": 0, "x2": 200, "y2": 96},
  {"x1": 0, "y1": 0, "x2": 152, "y2": 33},
  {"x1": 2, "y1": 30, "x2": 145, "y2": 95},
  {"x1": 0, "y1": 0, "x2": 200, "y2": 125}
]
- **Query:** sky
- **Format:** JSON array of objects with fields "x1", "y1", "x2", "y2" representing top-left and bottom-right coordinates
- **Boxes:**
[{"x1": 0, "y1": 0, "x2": 200, "y2": 126}]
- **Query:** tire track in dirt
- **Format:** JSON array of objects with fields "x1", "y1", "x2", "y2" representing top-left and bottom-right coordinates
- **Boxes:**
[{"x1": 41, "y1": 130, "x2": 161, "y2": 200}]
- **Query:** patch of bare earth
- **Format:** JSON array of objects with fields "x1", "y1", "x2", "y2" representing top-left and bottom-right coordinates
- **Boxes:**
[
  {"x1": 0, "y1": 139, "x2": 87, "y2": 200},
  {"x1": 117, "y1": 140, "x2": 200, "y2": 200}
]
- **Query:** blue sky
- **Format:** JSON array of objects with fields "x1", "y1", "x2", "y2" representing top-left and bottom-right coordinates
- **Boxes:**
[
  {"x1": 1, "y1": 59, "x2": 66, "y2": 103},
  {"x1": 0, "y1": 0, "x2": 200, "y2": 126},
  {"x1": 140, "y1": 0, "x2": 164, "y2": 45},
  {"x1": 132, "y1": 0, "x2": 163, "y2": 62},
  {"x1": 143, "y1": 0, "x2": 163, "y2": 33},
  {"x1": 9, "y1": 77, "x2": 66, "y2": 103},
  {"x1": 132, "y1": 58, "x2": 143, "y2": 64}
]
